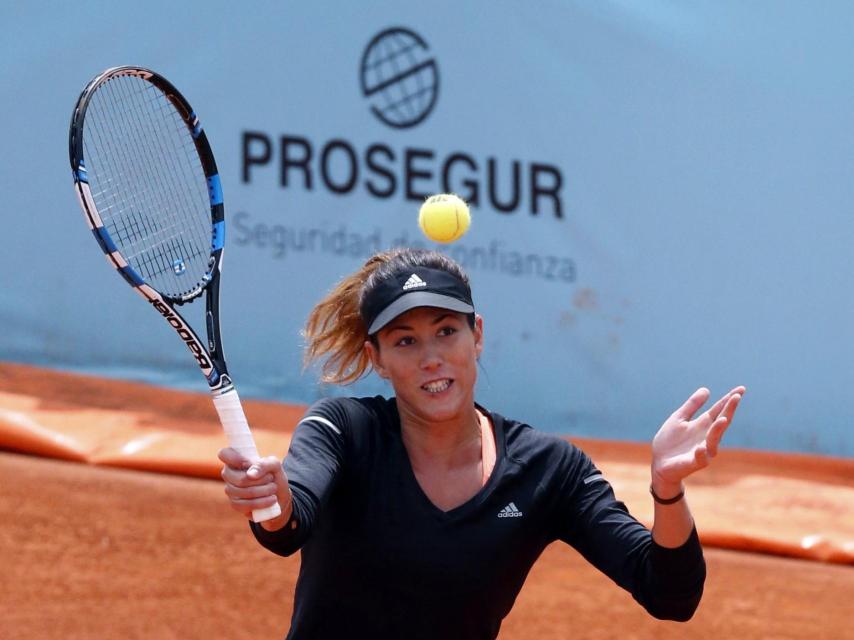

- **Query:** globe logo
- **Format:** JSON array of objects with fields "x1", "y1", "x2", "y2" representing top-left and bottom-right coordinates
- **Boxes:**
[{"x1": 360, "y1": 27, "x2": 440, "y2": 129}]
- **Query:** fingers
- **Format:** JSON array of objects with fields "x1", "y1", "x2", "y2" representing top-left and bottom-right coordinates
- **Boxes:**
[
  {"x1": 721, "y1": 390, "x2": 743, "y2": 423},
  {"x1": 224, "y1": 479, "x2": 279, "y2": 513},
  {"x1": 224, "y1": 479, "x2": 278, "y2": 501},
  {"x1": 221, "y1": 464, "x2": 271, "y2": 487},
  {"x1": 219, "y1": 453, "x2": 288, "y2": 520},
  {"x1": 704, "y1": 388, "x2": 744, "y2": 456},
  {"x1": 225, "y1": 491, "x2": 280, "y2": 517},
  {"x1": 220, "y1": 454, "x2": 283, "y2": 489},
  {"x1": 247, "y1": 456, "x2": 286, "y2": 482},
  {"x1": 707, "y1": 386, "x2": 746, "y2": 420},
  {"x1": 706, "y1": 394, "x2": 729, "y2": 421},
  {"x1": 218, "y1": 447, "x2": 250, "y2": 469},
  {"x1": 693, "y1": 445, "x2": 710, "y2": 468},
  {"x1": 673, "y1": 387, "x2": 710, "y2": 421},
  {"x1": 706, "y1": 416, "x2": 729, "y2": 457},
  {"x1": 658, "y1": 386, "x2": 745, "y2": 483}
]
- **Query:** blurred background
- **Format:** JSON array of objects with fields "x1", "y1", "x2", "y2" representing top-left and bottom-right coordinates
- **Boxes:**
[{"x1": 2, "y1": 0, "x2": 852, "y2": 456}]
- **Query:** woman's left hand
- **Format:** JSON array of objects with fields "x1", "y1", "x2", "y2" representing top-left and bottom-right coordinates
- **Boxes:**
[{"x1": 651, "y1": 386, "x2": 745, "y2": 494}]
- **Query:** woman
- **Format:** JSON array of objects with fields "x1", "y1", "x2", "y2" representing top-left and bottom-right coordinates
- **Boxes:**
[{"x1": 219, "y1": 248, "x2": 744, "y2": 639}]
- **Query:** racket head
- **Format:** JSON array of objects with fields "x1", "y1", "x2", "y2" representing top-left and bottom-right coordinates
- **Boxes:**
[{"x1": 69, "y1": 66, "x2": 224, "y2": 303}]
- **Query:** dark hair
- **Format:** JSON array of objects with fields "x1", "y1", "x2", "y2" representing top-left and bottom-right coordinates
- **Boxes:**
[{"x1": 303, "y1": 248, "x2": 473, "y2": 384}]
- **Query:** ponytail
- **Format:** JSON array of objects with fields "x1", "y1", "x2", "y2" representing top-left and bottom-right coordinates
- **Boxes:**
[{"x1": 303, "y1": 252, "x2": 393, "y2": 384}]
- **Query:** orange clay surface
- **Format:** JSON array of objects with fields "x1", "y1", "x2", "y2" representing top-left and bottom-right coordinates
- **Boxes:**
[{"x1": 0, "y1": 362, "x2": 852, "y2": 639}]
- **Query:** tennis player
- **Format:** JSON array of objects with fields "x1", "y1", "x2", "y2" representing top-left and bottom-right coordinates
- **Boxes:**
[{"x1": 219, "y1": 248, "x2": 744, "y2": 639}]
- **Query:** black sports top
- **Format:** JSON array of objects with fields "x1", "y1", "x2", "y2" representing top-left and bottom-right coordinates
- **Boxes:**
[{"x1": 251, "y1": 396, "x2": 705, "y2": 639}]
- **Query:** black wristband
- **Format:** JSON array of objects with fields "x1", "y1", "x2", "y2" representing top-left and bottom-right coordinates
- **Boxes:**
[{"x1": 650, "y1": 484, "x2": 685, "y2": 505}]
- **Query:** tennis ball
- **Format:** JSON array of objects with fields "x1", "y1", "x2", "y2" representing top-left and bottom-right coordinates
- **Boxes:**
[{"x1": 418, "y1": 194, "x2": 471, "y2": 243}]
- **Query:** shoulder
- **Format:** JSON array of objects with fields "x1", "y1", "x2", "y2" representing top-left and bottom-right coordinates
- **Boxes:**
[
  {"x1": 300, "y1": 395, "x2": 396, "y2": 436},
  {"x1": 492, "y1": 410, "x2": 592, "y2": 474}
]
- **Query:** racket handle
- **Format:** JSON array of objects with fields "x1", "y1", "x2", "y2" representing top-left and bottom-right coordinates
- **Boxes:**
[{"x1": 212, "y1": 387, "x2": 282, "y2": 523}]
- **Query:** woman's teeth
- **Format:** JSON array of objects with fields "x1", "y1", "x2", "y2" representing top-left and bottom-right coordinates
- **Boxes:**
[{"x1": 423, "y1": 379, "x2": 452, "y2": 393}]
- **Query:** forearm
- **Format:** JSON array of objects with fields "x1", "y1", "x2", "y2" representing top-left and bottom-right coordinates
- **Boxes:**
[
  {"x1": 641, "y1": 480, "x2": 706, "y2": 621},
  {"x1": 250, "y1": 482, "x2": 314, "y2": 557},
  {"x1": 258, "y1": 486, "x2": 294, "y2": 532},
  {"x1": 640, "y1": 525, "x2": 706, "y2": 620},
  {"x1": 649, "y1": 478, "x2": 695, "y2": 548},
  {"x1": 564, "y1": 483, "x2": 705, "y2": 621}
]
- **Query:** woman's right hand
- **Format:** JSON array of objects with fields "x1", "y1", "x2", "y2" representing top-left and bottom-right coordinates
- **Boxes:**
[{"x1": 218, "y1": 448, "x2": 293, "y2": 532}]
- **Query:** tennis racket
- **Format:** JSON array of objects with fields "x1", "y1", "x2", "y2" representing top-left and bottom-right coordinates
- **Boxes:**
[{"x1": 68, "y1": 66, "x2": 280, "y2": 523}]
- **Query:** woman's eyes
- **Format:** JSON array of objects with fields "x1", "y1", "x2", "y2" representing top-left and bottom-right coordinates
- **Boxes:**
[{"x1": 394, "y1": 326, "x2": 457, "y2": 346}]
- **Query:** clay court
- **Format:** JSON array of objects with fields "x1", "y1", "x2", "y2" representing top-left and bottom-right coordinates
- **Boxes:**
[{"x1": 1, "y1": 364, "x2": 851, "y2": 639}]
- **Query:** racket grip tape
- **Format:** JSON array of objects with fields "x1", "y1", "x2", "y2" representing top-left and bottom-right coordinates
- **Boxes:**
[{"x1": 212, "y1": 387, "x2": 282, "y2": 523}]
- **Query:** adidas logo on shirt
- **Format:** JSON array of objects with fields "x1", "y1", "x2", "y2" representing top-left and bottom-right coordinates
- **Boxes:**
[
  {"x1": 402, "y1": 273, "x2": 427, "y2": 290},
  {"x1": 497, "y1": 502, "x2": 523, "y2": 518}
]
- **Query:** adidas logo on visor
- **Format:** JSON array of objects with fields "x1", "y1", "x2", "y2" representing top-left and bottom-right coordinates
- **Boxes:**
[{"x1": 402, "y1": 273, "x2": 427, "y2": 290}]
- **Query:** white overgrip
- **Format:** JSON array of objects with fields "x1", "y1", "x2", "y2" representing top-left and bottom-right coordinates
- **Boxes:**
[{"x1": 212, "y1": 386, "x2": 281, "y2": 523}]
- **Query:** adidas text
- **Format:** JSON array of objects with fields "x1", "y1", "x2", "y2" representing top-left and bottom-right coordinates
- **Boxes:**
[{"x1": 497, "y1": 502, "x2": 523, "y2": 518}]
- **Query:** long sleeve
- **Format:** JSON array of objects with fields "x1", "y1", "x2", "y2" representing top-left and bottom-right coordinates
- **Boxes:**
[
  {"x1": 555, "y1": 446, "x2": 706, "y2": 621},
  {"x1": 250, "y1": 398, "x2": 349, "y2": 556}
]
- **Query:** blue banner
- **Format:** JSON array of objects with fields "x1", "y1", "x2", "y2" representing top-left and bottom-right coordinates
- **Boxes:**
[{"x1": 1, "y1": 2, "x2": 852, "y2": 455}]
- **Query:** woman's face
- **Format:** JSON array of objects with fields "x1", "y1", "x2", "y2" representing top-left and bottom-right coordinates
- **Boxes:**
[{"x1": 366, "y1": 306, "x2": 483, "y2": 425}]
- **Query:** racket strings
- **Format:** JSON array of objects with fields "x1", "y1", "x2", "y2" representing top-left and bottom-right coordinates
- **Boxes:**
[
  {"x1": 91, "y1": 83, "x2": 177, "y2": 246},
  {"x1": 111, "y1": 80, "x2": 211, "y2": 277},
  {"x1": 83, "y1": 75, "x2": 212, "y2": 298},
  {"x1": 135, "y1": 85, "x2": 211, "y2": 243},
  {"x1": 87, "y1": 84, "x2": 207, "y2": 291},
  {"x1": 120, "y1": 83, "x2": 210, "y2": 282}
]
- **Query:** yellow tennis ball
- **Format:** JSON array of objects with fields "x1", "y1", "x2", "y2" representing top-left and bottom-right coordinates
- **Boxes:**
[{"x1": 418, "y1": 194, "x2": 471, "y2": 243}]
